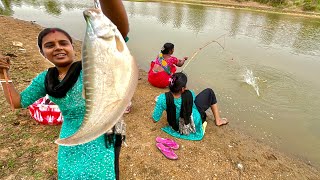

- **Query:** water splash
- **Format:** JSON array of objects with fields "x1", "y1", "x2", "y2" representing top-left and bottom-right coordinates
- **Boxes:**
[{"x1": 243, "y1": 68, "x2": 260, "y2": 96}]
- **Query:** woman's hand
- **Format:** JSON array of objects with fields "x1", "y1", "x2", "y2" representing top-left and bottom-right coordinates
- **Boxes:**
[
  {"x1": 0, "y1": 54, "x2": 10, "y2": 79},
  {"x1": 177, "y1": 57, "x2": 188, "y2": 67},
  {"x1": 0, "y1": 54, "x2": 21, "y2": 109},
  {"x1": 0, "y1": 54, "x2": 10, "y2": 68}
]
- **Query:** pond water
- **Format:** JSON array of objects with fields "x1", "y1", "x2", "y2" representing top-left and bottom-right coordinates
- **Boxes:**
[{"x1": 1, "y1": 0, "x2": 320, "y2": 167}]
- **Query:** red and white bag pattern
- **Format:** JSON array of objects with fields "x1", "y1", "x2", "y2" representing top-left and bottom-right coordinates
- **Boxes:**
[{"x1": 28, "y1": 95, "x2": 63, "y2": 125}]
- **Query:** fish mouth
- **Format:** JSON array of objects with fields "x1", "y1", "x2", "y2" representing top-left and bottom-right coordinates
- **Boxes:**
[
  {"x1": 83, "y1": 8, "x2": 100, "y2": 19},
  {"x1": 83, "y1": 8, "x2": 115, "y2": 39},
  {"x1": 83, "y1": 8, "x2": 123, "y2": 52},
  {"x1": 83, "y1": 9, "x2": 95, "y2": 35}
]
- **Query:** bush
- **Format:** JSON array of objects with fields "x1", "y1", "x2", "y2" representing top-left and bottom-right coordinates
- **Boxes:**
[
  {"x1": 303, "y1": 0, "x2": 317, "y2": 10},
  {"x1": 254, "y1": 0, "x2": 287, "y2": 6}
]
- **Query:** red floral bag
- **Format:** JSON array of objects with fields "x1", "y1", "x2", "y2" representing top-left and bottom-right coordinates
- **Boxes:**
[{"x1": 28, "y1": 95, "x2": 63, "y2": 125}]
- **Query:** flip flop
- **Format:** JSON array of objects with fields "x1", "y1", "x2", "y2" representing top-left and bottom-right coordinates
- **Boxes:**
[
  {"x1": 155, "y1": 137, "x2": 179, "y2": 150},
  {"x1": 156, "y1": 143, "x2": 178, "y2": 160}
]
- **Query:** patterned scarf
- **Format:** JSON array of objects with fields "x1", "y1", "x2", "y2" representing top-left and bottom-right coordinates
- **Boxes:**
[{"x1": 157, "y1": 53, "x2": 171, "y2": 75}]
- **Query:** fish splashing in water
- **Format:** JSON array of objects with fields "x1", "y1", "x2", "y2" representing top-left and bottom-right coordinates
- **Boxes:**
[
  {"x1": 243, "y1": 68, "x2": 260, "y2": 96},
  {"x1": 55, "y1": 7, "x2": 138, "y2": 146}
]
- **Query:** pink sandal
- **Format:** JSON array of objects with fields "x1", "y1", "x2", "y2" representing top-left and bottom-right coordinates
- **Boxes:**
[
  {"x1": 156, "y1": 143, "x2": 178, "y2": 160},
  {"x1": 156, "y1": 137, "x2": 179, "y2": 150}
]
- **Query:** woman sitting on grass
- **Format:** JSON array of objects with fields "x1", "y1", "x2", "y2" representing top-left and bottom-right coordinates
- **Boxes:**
[{"x1": 152, "y1": 72, "x2": 228, "y2": 140}]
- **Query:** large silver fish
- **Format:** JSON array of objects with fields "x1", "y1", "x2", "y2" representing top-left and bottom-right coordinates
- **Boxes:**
[{"x1": 55, "y1": 7, "x2": 138, "y2": 145}]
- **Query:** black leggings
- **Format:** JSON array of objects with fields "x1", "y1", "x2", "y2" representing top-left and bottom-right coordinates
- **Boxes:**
[
  {"x1": 195, "y1": 88, "x2": 217, "y2": 123},
  {"x1": 114, "y1": 135, "x2": 122, "y2": 180},
  {"x1": 105, "y1": 134, "x2": 122, "y2": 180}
]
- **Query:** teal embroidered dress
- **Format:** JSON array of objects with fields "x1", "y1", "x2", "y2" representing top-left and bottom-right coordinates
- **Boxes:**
[
  {"x1": 152, "y1": 90, "x2": 204, "y2": 141},
  {"x1": 20, "y1": 70, "x2": 116, "y2": 180}
]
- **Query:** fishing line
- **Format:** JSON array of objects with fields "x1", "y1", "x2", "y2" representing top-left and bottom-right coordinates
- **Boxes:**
[{"x1": 181, "y1": 34, "x2": 226, "y2": 72}]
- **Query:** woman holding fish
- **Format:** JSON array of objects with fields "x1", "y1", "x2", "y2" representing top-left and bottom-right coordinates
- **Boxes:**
[
  {"x1": 0, "y1": 0, "x2": 131, "y2": 179},
  {"x1": 152, "y1": 72, "x2": 228, "y2": 141},
  {"x1": 148, "y1": 42, "x2": 188, "y2": 88}
]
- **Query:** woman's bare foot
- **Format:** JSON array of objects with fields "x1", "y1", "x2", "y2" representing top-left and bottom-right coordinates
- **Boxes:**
[{"x1": 215, "y1": 118, "x2": 228, "y2": 126}]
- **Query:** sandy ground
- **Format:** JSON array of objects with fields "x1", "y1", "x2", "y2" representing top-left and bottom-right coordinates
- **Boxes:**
[{"x1": 0, "y1": 9, "x2": 320, "y2": 180}]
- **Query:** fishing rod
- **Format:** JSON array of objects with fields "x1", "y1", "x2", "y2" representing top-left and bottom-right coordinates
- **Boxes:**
[{"x1": 181, "y1": 34, "x2": 226, "y2": 72}]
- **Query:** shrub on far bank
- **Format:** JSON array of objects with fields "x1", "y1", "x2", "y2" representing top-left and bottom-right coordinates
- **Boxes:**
[
  {"x1": 253, "y1": 0, "x2": 287, "y2": 7},
  {"x1": 251, "y1": 0, "x2": 319, "y2": 11},
  {"x1": 302, "y1": 0, "x2": 318, "y2": 11}
]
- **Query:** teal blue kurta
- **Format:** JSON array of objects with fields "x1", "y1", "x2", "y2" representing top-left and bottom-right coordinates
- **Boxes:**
[
  {"x1": 152, "y1": 90, "x2": 204, "y2": 141},
  {"x1": 20, "y1": 70, "x2": 116, "y2": 180}
]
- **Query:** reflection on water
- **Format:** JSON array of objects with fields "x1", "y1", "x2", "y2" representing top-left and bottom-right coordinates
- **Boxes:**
[
  {"x1": 260, "y1": 13, "x2": 282, "y2": 46},
  {"x1": 185, "y1": 5, "x2": 207, "y2": 33},
  {"x1": 293, "y1": 20, "x2": 320, "y2": 55},
  {"x1": 0, "y1": 0, "x2": 13, "y2": 15},
  {"x1": 44, "y1": 0, "x2": 61, "y2": 15},
  {"x1": 228, "y1": 9, "x2": 242, "y2": 37},
  {"x1": 124, "y1": 1, "x2": 320, "y2": 57},
  {"x1": 158, "y1": 3, "x2": 171, "y2": 26},
  {"x1": 1, "y1": 0, "x2": 320, "y2": 167},
  {"x1": 172, "y1": 3, "x2": 183, "y2": 29},
  {"x1": 0, "y1": 0, "x2": 92, "y2": 16}
]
